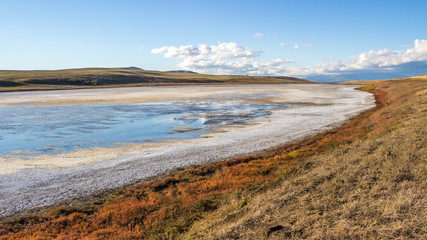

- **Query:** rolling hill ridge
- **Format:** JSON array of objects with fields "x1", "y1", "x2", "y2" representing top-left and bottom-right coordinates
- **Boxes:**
[{"x1": 0, "y1": 68, "x2": 311, "y2": 92}]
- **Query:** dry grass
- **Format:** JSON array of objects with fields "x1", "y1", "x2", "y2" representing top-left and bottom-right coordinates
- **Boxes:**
[
  {"x1": 183, "y1": 79, "x2": 427, "y2": 239},
  {"x1": 0, "y1": 77, "x2": 425, "y2": 239}
]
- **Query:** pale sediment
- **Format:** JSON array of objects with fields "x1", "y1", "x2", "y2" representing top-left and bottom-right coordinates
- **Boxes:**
[{"x1": 0, "y1": 84, "x2": 375, "y2": 218}]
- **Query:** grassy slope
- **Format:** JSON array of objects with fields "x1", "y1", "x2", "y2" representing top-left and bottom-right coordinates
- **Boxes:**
[
  {"x1": 0, "y1": 68, "x2": 310, "y2": 92},
  {"x1": 0, "y1": 77, "x2": 426, "y2": 239},
  {"x1": 184, "y1": 78, "x2": 427, "y2": 239}
]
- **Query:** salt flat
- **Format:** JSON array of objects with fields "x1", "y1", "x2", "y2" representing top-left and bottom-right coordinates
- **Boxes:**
[{"x1": 0, "y1": 84, "x2": 374, "y2": 218}]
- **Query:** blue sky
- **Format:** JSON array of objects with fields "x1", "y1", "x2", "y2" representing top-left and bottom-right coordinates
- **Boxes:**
[{"x1": 1, "y1": 0, "x2": 427, "y2": 81}]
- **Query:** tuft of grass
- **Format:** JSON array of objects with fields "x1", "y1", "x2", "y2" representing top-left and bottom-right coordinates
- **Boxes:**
[
  {"x1": 357, "y1": 84, "x2": 376, "y2": 91},
  {"x1": 238, "y1": 198, "x2": 248, "y2": 207}
]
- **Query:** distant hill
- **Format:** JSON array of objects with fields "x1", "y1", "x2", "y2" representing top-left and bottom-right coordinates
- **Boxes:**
[
  {"x1": 0, "y1": 67, "x2": 312, "y2": 92},
  {"x1": 126, "y1": 66, "x2": 143, "y2": 70},
  {"x1": 168, "y1": 70, "x2": 198, "y2": 74}
]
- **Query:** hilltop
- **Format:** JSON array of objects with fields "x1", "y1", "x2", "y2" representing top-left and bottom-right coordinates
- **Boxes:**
[{"x1": 0, "y1": 68, "x2": 310, "y2": 92}]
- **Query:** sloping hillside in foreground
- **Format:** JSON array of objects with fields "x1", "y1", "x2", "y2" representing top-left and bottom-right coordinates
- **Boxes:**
[{"x1": 0, "y1": 77, "x2": 426, "y2": 239}]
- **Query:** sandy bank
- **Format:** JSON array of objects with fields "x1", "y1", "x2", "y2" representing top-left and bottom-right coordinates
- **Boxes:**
[
  {"x1": 0, "y1": 84, "x2": 374, "y2": 218},
  {"x1": 1, "y1": 83, "x2": 353, "y2": 106}
]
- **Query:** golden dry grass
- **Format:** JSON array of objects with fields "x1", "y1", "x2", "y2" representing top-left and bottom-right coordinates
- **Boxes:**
[{"x1": 183, "y1": 78, "x2": 427, "y2": 239}]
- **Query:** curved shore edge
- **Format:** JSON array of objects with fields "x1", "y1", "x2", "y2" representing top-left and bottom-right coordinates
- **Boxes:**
[{"x1": 0, "y1": 85, "x2": 375, "y2": 219}]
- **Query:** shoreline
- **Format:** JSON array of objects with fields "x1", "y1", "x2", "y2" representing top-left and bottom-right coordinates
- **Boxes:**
[
  {"x1": 0, "y1": 84, "x2": 375, "y2": 218},
  {"x1": 0, "y1": 83, "x2": 326, "y2": 106}
]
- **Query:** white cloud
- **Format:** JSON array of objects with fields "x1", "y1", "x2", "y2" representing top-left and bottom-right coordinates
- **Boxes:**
[
  {"x1": 290, "y1": 39, "x2": 427, "y2": 73},
  {"x1": 151, "y1": 39, "x2": 427, "y2": 81},
  {"x1": 253, "y1": 32, "x2": 263, "y2": 38},
  {"x1": 281, "y1": 42, "x2": 312, "y2": 49},
  {"x1": 151, "y1": 42, "x2": 293, "y2": 75},
  {"x1": 288, "y1": 39, "x2": 427, "y2": 77},
  {"x1": 151, "y1": 42, "x2": 260, "y2": 60}
]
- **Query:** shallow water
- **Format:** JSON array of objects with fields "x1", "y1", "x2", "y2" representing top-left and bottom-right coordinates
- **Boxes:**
[{"x1": 0, "y1": 100, "x2": 293, "y2": 157}]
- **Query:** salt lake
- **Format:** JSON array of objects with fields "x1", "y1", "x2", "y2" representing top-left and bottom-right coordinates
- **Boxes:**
[{"x1": 0, "y1": 100, "x2": 293, "y2": 158}]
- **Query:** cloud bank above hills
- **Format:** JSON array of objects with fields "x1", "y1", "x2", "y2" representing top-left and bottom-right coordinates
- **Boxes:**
[
  {"x1": 152, "y1": 39, "x2": 427, "y2": 82},
  {"x1": 151, "y1": 42, "x2": 294, "y2": 75}
]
